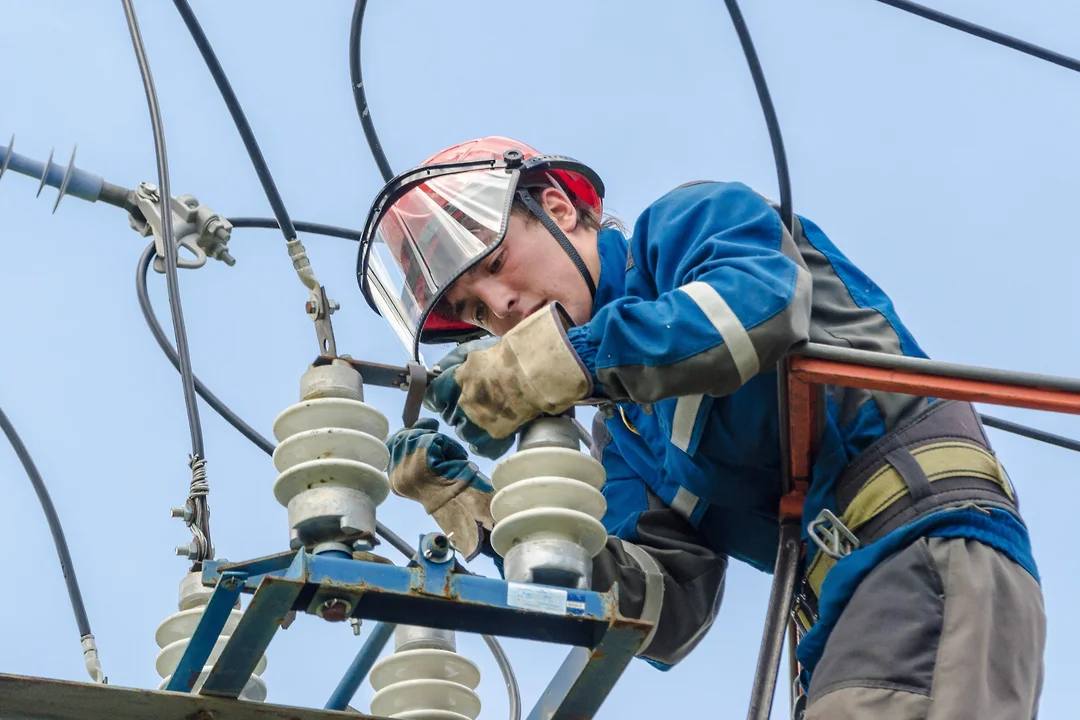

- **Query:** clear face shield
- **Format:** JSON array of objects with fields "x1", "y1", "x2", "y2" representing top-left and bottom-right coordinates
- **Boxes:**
[{"x1": 357, "y1": 153, "x2": 603, "y2": 361}]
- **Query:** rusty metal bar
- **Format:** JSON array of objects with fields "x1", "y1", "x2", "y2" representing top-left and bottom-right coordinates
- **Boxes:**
[
  {"x1": 797, "y1": 343, "x2": 1080, "y2": 398},
  {"x1": 790, "y1": 357, "x2": 1080, "y2": 415}
]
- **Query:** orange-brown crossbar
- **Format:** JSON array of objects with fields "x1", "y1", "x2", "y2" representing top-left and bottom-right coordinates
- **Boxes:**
[
  {"x1": 789, "y1": 357, "x2": 1080, "y2": 416},
  {"x1": 779, "y1": 354, "x2": 1080, "y2": 523}
]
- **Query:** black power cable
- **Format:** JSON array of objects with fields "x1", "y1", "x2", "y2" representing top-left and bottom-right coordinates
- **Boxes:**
[
  {"x1": 350, "y1": 0, "x2": 394, "y2": 182},
  {"x1": 0, "y1": 407, "x2": 97, "y2": 644},
  {"x1": 172, "y1": 0, "x2": 297, "y2": 243},
  {"x1": 722, "y1": 0, "x2": 793, "y2": 234},
  {"x1": 122, "y1": 0, "x2": 213, "y2": 562},
  {"x1": 871, "y1": 0, "x2": 1080, "y2": 74},
  {"x1": 228, "y1": 217, "x2": 362, "y2": 242},
  {"x1": 979, "y1": 413, "x2": 1080, "y2": 454}
]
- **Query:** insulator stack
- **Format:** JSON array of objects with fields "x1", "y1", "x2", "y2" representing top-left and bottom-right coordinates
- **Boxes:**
[
  {"x1": 154, "y1": 571, "x2": 267, "y2": 700},
  {"x1": 490, "y1": 416, "x2": 607, "y2": 589},
  {"x1": 272, "y1": 360, "x2": 390, "y2": 555},
  {"x1": 370, "y1": 626, "x2": 481, "y2": 720}
]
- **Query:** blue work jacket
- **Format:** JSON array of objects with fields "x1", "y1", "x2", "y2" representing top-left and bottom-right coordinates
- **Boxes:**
[{"x1": 564, "y1": 181, "x2": 1036, "y2": 675}]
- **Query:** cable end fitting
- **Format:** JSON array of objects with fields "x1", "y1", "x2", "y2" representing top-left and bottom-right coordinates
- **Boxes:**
[
  {"x1": 287, "y1": 238, "x2": 319, "y2": 290},
  {"x1": 81, "y1": 634, "x2": 107, "y2": 684}
]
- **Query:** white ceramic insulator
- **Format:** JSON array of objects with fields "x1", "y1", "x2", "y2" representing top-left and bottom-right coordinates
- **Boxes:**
[
  {"x1": 489, "y1": 446, "x2": 608, "y2": 561},
  {"x1": 271, "y1": 396, "x2": 390, "y2": 544},
  {"x1": 154, "y1": 580, "x2": 267, "y2": 701},
  {"x1": 370, "y1": 647, "x2": 481, "y2": 720}
]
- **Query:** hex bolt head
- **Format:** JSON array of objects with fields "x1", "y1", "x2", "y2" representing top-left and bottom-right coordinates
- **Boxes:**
[{"x1": 174, "y1": 542, "x2": 197, "y2": 559}]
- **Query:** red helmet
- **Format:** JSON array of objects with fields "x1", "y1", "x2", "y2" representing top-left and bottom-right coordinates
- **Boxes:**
[
  {"x1": 421, "y1": 136, "x2": 602, "y2": 213},
  {"x1": 357, "y1": 136, "x2": 604, "y2": 360}
]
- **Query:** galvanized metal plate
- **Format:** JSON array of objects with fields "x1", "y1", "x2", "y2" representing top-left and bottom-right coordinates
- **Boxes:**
[{"x1": 0, "y1": 673, "x2": 379, "y2": 720}]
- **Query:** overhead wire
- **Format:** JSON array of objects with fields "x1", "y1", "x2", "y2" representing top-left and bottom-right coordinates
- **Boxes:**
[
  {"x1": 350, "y1": 0, "x2": 394, "y2": 182},
  {"x1": 121, "y1": 0, "x2": 213, "y2": 563},
  {"x1": 228, "y1": 217, "x2": 362, "y2": 242},
  {"x1": 870, "y1": 0, "x2": 1080, "y2": 74},
  {"x1": 171, "y1": 0, "x2": 297, "y2": 242},
  {"x1": 0, "y1": 405, "x2": 104, "y2": 682},
  {"x1": 722, "y1": 0, "x2": 793, "y2": 233}
]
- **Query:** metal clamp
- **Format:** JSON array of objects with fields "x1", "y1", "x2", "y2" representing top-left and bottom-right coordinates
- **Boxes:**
[
  {"x1": 807, "y1": 508, "x2": 860, "y2": 560},
  {"x1": 129, "y1": 182, "x2": 237, "y2": 272}
]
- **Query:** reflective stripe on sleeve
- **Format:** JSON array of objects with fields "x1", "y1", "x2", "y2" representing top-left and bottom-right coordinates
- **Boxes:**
[
  {"x1": 619, "y1": 540, "x2": 665, "y2": 653},
  {"x1": 670, "y1": 486, "x2": 700, "y2": 521},
  {"x1": 677, "y1": 281, "x2": 760, "y2": 384},
  {"x1": 670, "y1": 394, "x2": 704, "y2": 451}
]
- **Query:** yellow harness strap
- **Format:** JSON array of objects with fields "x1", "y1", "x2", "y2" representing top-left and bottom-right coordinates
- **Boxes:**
[{"x1": 805, "y1": 440, "x2": 1012, "y2": 599}]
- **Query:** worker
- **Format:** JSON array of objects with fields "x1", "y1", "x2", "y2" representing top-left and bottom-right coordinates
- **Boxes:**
[{"x1": 357, "y1": 136, "x2": 1045, "y2": 718}]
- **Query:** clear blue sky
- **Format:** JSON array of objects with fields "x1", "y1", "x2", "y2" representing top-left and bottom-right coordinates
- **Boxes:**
[{"x1": 1, "y1": 1, "x2": 1077, "y2": 717}]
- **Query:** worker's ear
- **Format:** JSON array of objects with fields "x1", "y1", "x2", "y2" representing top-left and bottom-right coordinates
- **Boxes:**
[{"x1": 539, "y1": 186, "x2": 579, "y2": 232}]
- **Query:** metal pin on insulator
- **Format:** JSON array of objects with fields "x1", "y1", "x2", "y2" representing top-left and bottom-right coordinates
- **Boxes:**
[
  {"x1": 154, "y1": 571, "x2": 267, "y2": 701},
  {"x1": 272, "y1": 360, "x2": 390, "y2": 554},
  {"x1": 370, "y1": 625, "x2": 481, "y2": 720},
  {"x1": 491, "y1": 416, "x2": 608, "y2": 589}
]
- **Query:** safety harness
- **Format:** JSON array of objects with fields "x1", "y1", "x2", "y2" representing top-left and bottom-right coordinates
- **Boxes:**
[{"x1": 793, "y1": 399, "x2": 1018, "y2": 631}]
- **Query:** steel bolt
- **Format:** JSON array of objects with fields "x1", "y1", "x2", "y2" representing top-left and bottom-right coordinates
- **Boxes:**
[
  {"x1": 174, "y1": 542, "x2": 197, "y2": 559},
  {"x1": 350, "y1": 618, "x2": 363, "y2": 636},
  {"x1": 305, "y1": 300, "x2": 318, "y2": 315},
  {"x1": 170, "y1": 506, "x2": 193, "y2": 523},
  {"x1": 317, "y1": 598, "x2": 353, "y2": 623}
]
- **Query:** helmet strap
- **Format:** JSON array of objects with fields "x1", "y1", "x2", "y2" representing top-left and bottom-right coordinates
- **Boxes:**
[{"x1": 516, "y1": 189, "x2": 597, "y2": 299}]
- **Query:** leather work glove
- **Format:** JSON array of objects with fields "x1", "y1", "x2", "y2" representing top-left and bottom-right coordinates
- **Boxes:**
[
  {"x1": 425, "y1": 303, "x2": 593, "y2": 459},
  {"x1": 386, "y1": 417, "x2": 494, "y2": 560}
]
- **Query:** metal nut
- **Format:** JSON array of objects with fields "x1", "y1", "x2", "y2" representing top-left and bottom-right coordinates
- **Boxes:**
[{"x1": 317, "y1": 598, "x2": 353, "y2": 623}]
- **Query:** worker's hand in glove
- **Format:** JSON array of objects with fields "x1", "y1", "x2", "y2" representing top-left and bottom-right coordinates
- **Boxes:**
[
  {"x1": 425, "y1": 303, "x2": 593, "y2": 460},
  {"x1": 386, "y1": 417, "x2": 494, "y2": 560}
]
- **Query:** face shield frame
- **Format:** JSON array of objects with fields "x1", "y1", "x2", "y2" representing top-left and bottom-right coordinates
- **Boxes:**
[{"x1": 356, "y1": 151, "x2": 604, "y2": 361}]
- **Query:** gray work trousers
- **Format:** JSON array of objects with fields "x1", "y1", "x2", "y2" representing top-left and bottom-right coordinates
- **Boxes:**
[{"x1": 805, "y1": 537, "x2": 1045, "y2": 720}]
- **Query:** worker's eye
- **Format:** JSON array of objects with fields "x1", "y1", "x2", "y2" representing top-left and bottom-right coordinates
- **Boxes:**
[
  {"x1": 488, "y1": 249, "x2": 505, "y2": 274},
  {"x1": 473, "y1": 302, "x2": 489, "y2": 327}
]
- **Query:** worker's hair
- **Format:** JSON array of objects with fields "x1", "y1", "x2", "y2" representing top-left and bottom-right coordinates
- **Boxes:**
[{"x1": 513, "y1": 175, "x2": 625, "y2": 233}]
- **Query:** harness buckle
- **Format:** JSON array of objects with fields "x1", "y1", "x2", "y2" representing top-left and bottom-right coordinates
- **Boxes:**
[{"x1": 808, "y1": 508, "x2": 860, "y2": 560}]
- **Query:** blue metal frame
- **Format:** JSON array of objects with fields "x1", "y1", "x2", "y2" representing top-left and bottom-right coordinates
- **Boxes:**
[{"x1": 171, "y1": 535, "x2": 651, "y2": 718}]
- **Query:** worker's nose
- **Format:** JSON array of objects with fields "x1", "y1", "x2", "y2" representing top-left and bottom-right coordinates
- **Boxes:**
[{"x1": 478, "y1": 282, "x2": 519, "y2": 321}]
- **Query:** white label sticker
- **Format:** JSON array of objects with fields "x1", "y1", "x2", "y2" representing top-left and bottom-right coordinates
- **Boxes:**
[{"x1": 507, "y1": 582, "x2": 568, "y2": 615}]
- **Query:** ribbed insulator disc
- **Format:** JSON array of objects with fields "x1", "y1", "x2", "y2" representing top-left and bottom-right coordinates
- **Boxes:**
[
  {"x1": 272, "y1": 398, "x2": 388, "y2": 443},
  {"x1": 370, "y1": 649, "x2": 481, "y2": 690},
  {"x1": 491, "y1": 447, "x2": 605, "y2": 491},
  {"x1": 154, "y1": 607, "x2": 243, "y2": 648},
  {"x1": 490, "y1": 507, "x2": 607, "y2": 557},
  {"x1": 272, "y1": 457, "x2": 389, "y2": 507},
  {"x1": 490, "y1": 476, "x2": 606, "y2": 522},
  {"x1": 155, "y1": 634, "x2": 268, "y2": 678},
  {"x1": 272, "y1": 427, "x2": 388, "y2": 473},
  {"x1": 370, "y1": 678, "x2": 481, "y2": 720}
]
